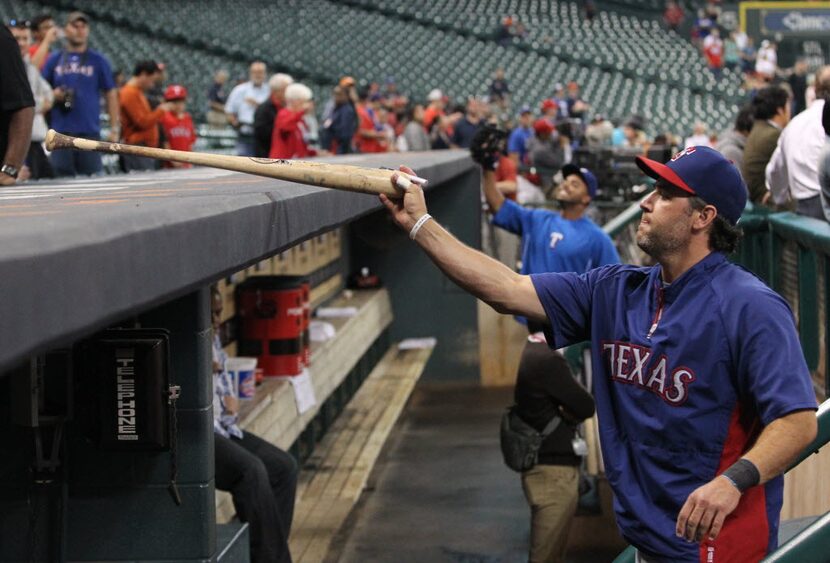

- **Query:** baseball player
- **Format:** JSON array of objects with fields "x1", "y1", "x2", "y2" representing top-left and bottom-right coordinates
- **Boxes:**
[{"x1": 380, "y1": 146, "x2": 818, "y2": 562}]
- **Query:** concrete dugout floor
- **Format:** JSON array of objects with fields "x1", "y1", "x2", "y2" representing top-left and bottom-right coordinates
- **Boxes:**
[{"x1": 327, "y1": 383, "x2": 626, "y2": 563}]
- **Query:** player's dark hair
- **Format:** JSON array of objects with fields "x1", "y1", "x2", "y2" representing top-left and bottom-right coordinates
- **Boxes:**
[
  {"x1": 689, "y1": 196, "x2": 743, "y2": 254},
  {"x1": 751, "y1": 86, "x2": 789, "y2": 120},
  {"x1": 734, "y1": 104, "x2": 754, "y2": 134}
]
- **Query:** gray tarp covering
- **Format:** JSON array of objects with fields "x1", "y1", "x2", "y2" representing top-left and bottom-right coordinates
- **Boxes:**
[{"x1": 0, "y1": 150, "x2": 474, "y2": 373}]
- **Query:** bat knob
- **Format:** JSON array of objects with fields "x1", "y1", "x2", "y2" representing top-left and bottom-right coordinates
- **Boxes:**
[{"x1": 45, "y1": 129, "x2": 57, "y2": 151}]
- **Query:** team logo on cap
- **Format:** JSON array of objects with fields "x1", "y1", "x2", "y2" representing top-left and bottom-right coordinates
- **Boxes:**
[{"x1": 670, "y1": 146, "x2": 697, "y2": 161}]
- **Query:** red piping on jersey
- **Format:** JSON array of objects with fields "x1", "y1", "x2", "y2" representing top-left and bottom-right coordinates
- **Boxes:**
[
  {"x1": 647, "y1": 283, "x2": 664, "y2": 339},
  {"x1": 698, "y1": 404, "x2": 768, "y2": 562}
]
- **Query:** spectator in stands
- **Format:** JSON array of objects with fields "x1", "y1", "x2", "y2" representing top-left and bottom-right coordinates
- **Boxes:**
[
  {"x1": 742, "y1": 85, "x2": 790, "y2": 204},
  {"x1": 211, "y1": 286, "x2": 297, "y2": 563},
  {"x1": 703, "y1": 28, "x2": 724, "y2": 79},
  {"x1": 423, "y1": 89, "x2": 446, "y2": 131},
  {"x1": 565, "y1": 82, "x2": 589, "y2": 120},
  {"x1": 615, "y1": 117, "x2": 648, "y2": 150},
  {"x1": 207, "y1": 69, "x2": 229, "y2": 129},
  {"x1": 551, "y1": 83, "x2": 569, "y2": 119},
  {"x1": 160, "y1": 85, "x2": 196, "y2": 168},
  {"x1": 0, "y1": 24, "x2": 34, "y2": 186},
  {"x1": 541, "y1": 99, "x2": 559, "y2": 126},
  {"x1": 353, "y1": 89, "x2": 385, "y2": 153},
  {"x1": 741, "y1": 36, "x2": 757, "y2": 74},
  {"x1": 684, "y1": 122, "x2": 712, "y2": 149},
  {"x1": 788, "y1": 59, "x2": 809, "y2": 116},
  {"x1": 497, "y1": 16, "x2": 513, "y2": 47},
  {"x1": 269, "y1": 82, "x2": 315, "y2": 159},
  {"x1": 376, "y1": 107, "x2": 396, "y2": 151},
  {"x1": 584, "y1": 114, "x2": 613, "y2": 147},
  {"x1": 10, "y1": 19, "x2": 53, "y2": 180},
  {"x1": 28, "y1": 13, "x2": 58, "y2": 70},
  {"x1": 766, "y1": 67, "x2": 830, "y2": 219},
  {"x1": 253, "y1": 73, "x2": 293, "y2": 158},
  {"x1": 723, "y1": 31, "x2": 741, "y2": 71},
  {"x1": 489, "y1": 68, "x2": 510, "y2": 106},
  {"x1": 508, "y1": 107, "x2": 534, "y2": 165},
  {"x1": 43, "y1": 11, "x2": 119, "y2": 177},
  {"x1": 451, "y1": 97, "x2": 483, "y2": 149},
  {"x1": 400, "y1": 104, "x2": 430, "y2": 152},
  {"x1": 663, "y1": 0, "x2": 684, "y2": 32},
  {"x1": 527, "y1": 119, "x2": 566, "y2": 190},
  {"x1": 819, "y1": 103, "x2": 830, "y2": 221},
  {"x1": 756, "y1": 40, "x2": 778, "y2": 81},
  {"x1": 323, "y1": 85, "x2": 358, "y2": 154},
  {"x1": 225, "y1": 61, "x2": 269, "y2": 156},
  {"x1": 429, "y1": 114, "x2": 456, "y2": 150},
  {"x1": 119, "y1": 60, "x2": 171, "y2": 172},
  {"x1": 714, "y1": 104, "x2": 753, "y2": 172}
]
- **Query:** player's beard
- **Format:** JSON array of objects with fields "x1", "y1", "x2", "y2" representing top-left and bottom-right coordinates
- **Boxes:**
[{"x1": 636, "y1": 217, "x2": 691, "y2": 260}]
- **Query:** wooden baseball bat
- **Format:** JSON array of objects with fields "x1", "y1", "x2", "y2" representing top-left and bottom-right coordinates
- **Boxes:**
[{"x1": 44, "y1": 129, "x2": 426, "y2": 197}]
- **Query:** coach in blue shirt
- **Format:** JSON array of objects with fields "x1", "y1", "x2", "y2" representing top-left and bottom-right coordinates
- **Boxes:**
[
  {"x1": 42, "y1": 11, "x2": 118, "y2": 176},
  {"x1": 381, "y1": 147, "x2": 818, "y2": 562}
]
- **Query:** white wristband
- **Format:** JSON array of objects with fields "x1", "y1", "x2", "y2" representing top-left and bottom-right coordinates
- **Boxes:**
[{"x1": 409, "y1": 213, "x2": 432, "y2": 240}]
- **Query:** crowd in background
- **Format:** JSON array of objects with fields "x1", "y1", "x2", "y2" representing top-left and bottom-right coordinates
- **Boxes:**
[{"x1": 3, "y1": 5, "x2": 830, "y2": 224}]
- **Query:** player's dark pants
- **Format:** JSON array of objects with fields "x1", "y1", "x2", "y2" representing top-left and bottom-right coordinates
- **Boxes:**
[{"x1": 215, "y1": 432, "x2": 298, "y2": 563}]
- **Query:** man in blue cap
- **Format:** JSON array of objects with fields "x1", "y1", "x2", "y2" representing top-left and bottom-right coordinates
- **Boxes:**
[
  {"x1": 381, "y1": 146, "x2": 818, "y2": 562},
  {"x1": 482, "y1": 161, "x2": 619, "y2": 295}
]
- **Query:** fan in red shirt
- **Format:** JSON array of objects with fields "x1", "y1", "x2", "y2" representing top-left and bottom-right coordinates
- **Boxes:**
[
  {"x1": 269, "y1": 83, "x2": 316, "y2": 159},
  {"x1": 160, "y1": 84, "x2": 196, "y2": 168}
]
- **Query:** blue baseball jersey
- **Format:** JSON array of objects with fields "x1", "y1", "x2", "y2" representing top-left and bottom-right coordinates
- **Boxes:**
[
  {"x1": 492, "y1": 199, "x2": 620, "y2": 276},
  {"x1": 531, "y1": 252, "x2": 817, "y2": 562},
  {"x1": 43, "y1": 49, "x2": 115, "y2": 136}
]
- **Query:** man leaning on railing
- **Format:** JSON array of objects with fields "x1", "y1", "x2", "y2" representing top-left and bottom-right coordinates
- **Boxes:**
[{"x1": 380, "y1": 147, "x2": 818, "y2": 563}]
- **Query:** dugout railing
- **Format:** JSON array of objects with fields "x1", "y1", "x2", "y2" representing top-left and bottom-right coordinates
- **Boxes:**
[{"x1": 608, "y1": 205, "x2": 830, "y2": 562}]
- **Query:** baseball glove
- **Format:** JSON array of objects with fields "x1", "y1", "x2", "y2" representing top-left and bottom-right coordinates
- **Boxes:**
[{"x1": 470, "y1": 125, "x2": 508, "y2": 171}]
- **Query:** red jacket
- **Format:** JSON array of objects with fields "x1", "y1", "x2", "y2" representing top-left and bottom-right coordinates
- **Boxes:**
[{"x1": 269, "y1": 108, "x2": 313, "y2": 159}]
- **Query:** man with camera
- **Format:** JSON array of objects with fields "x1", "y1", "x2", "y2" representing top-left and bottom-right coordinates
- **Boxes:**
[{"x1": 42, "y1": 11, "x2": 119, "y2": 177}]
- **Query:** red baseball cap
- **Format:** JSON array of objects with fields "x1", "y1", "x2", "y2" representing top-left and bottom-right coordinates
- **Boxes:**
[
  {"x1": 533, "y1": 118, "x2": 554, "y2": 135},
  {"x1": 164, "y1": 84, "x2": 188, "y2": 101},
  {"x1": 541, "y1": 99, "x2": 558, "y2": 112}
]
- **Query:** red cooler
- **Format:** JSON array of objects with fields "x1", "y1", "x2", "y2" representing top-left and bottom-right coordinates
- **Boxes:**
[{"x1": 236, "y1": 276, "x2": 305, "y2": 376}]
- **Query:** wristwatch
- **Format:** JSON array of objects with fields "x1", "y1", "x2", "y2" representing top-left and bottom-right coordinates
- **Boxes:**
[{"x1": 0, "y1": 164, "x2": 19, "y2": 179}]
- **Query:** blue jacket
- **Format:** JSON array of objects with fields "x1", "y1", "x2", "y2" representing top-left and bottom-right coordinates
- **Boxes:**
[{"x1": 532, "y1": 252, "x2": 817, "y2": 562}]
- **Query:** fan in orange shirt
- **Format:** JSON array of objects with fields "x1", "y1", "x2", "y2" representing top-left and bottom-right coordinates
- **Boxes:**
[{"x1": 160, "y1": 84, "x2": 196, "y2": 168}]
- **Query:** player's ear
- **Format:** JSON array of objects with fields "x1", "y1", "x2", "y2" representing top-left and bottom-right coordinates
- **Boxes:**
[{"x1": 693, "y1": 204, "x2": 718, "y2": 231}]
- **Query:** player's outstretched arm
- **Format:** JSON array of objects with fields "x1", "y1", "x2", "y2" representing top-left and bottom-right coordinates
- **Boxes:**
[
  {"x1": 381, "y1": 166, "x2": 546, "y2": 323},
  {"x1": 676, "y1": 409, "x2": 817, "y2": 543}
]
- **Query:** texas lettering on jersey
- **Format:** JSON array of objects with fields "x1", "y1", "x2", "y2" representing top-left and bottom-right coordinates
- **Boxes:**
[{"x1": 601, "y1": 341, "x2": 696, "y2": 405}]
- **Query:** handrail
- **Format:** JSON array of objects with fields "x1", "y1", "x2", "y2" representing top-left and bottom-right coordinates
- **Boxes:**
[{"x1": 603, "y1": 196, "x2": 645, "y2": 238}]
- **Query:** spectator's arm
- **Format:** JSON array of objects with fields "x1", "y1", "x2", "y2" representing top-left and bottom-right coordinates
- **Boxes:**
[
  {"x1": 224, "y1": 87, "x2": 241, "y2": 126},
  {"x1": 1, "y1": 106, "x2": 34, "y2": 185},
  {"x1": 30, "y1": 28, "x2": 57, "y2": 70},
  {"x1": 35, "y1": 73, "x2": 53, "y2": 113},
  {"x1": 482, "y1": 169, "x2": 506, "y2": 213},
  {"x1": 765, "y1": 142, "x2": 789, "y2": 206},
  {"x1": 106, "y1": 89, "x2": 120, "y2": 141},
  {"x1": 275, "y1": 108, "x2": 305, "y2": 132},
  {"x1": 120, "y1": 88, "x2": 163, "y2": 132}
]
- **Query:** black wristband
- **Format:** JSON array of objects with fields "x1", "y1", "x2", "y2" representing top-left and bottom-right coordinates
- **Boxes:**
[{"x1": 721, "y1": 458, "x2": 761, "y2": 493}]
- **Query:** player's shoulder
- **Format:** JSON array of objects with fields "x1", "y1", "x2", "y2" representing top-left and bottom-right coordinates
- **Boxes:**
[{"x1": 706, "y1": 259, "x2": 790, "y2": 313}]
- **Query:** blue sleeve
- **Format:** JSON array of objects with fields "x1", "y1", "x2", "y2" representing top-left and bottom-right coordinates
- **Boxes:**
[
  {"x1": 507, "y1": 129, "x2": 524, "y2": 154},
  {"x1": 530, "y1": 270, "x2": 594, "y2": 348},
  {"x1": 97, "y1": 54, "x2": 115, "y2": 91},
  {"x1": 491, "y1": 198, "x2": 532, "y2": 235},
  {"x1": 730, "y1": 289, "x2": 817, "y2": 424}
]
